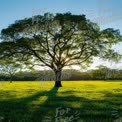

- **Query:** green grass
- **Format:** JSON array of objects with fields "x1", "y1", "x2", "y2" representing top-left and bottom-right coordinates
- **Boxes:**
[{"x1": 0, "y1": 81, "x2": 122, "y2": 122}]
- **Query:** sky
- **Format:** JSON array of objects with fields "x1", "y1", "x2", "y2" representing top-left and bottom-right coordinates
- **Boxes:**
[{"x1": 0, "y1": 0, "x2": 122, "y2": 70}]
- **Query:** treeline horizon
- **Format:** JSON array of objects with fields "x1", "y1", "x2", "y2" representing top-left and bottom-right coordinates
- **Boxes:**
[{"x1": 0, "y1": 67, "x2": 122, "y2": 81}]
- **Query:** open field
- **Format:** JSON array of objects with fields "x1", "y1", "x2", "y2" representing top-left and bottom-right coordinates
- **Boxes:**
[{"x1": 0, "y1": 81, "x2": 122, "y2": 122}]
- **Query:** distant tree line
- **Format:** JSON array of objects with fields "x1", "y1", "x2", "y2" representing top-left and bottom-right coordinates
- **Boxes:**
[{"x1": 0, "y1": 66, "x2": 122, "y2": 81}]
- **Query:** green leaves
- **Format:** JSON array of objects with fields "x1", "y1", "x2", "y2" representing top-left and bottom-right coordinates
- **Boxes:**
[
  {"x1": 100, "y1": 49, "x2": 122, "y2": 62},
  {"x1": 0, "y1": 12, "x2": 122, "y2": 70}
]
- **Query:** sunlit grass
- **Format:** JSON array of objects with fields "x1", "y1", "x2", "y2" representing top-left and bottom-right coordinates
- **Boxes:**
[{"x1": 0, "y1": 81, "x2": 122, "y2": 122}]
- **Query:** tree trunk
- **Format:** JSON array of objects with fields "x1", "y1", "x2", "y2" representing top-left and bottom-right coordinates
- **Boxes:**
[
  {"x1": 10, "y1": 80, "x2": 12, "y2": 83},
  {"x1": 54, "y1": 70, "x2": 62, "y2": 87},
  {"x1": 10, "y1": 75, "x2": 13, "y2": 83}
]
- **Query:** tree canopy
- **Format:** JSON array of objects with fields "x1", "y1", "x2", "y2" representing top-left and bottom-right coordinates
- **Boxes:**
[{"x1": 0, "y1": 12, "x2": 122, "y2": 87}]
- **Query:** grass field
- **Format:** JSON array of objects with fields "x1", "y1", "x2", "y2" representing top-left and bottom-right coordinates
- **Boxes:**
[{"x1": 0, "y1": 81, "x2": 122, "y2": 122}]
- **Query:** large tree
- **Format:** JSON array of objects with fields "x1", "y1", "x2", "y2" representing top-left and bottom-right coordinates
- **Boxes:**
[{"x1": 0, "y1": 13, "x2": 122, "y2": 87}]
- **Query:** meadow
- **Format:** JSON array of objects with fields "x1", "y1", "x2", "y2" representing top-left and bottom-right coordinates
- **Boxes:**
[{"x1": 0, "y1": 81, "x2": 122, "y2": 122}]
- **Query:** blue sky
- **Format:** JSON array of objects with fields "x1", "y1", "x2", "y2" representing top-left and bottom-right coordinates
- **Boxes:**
[
  {"x1": 0, "y1": 0, "x2": 122, "y2": 69},
  {"x1": 1, "y1": 0, "x2": 122, "y2": 32}
]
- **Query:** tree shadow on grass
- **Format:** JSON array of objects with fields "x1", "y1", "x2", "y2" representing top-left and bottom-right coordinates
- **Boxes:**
[
  {"x1": 28, "y1": 90, "x2": 122, "y2": 122},
  {"x1": 0, "y1": 87, "x2": 121, "y2": 122},
  {"x1": 0, "y1": 87, "x2": 59, "y2": 122}
]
